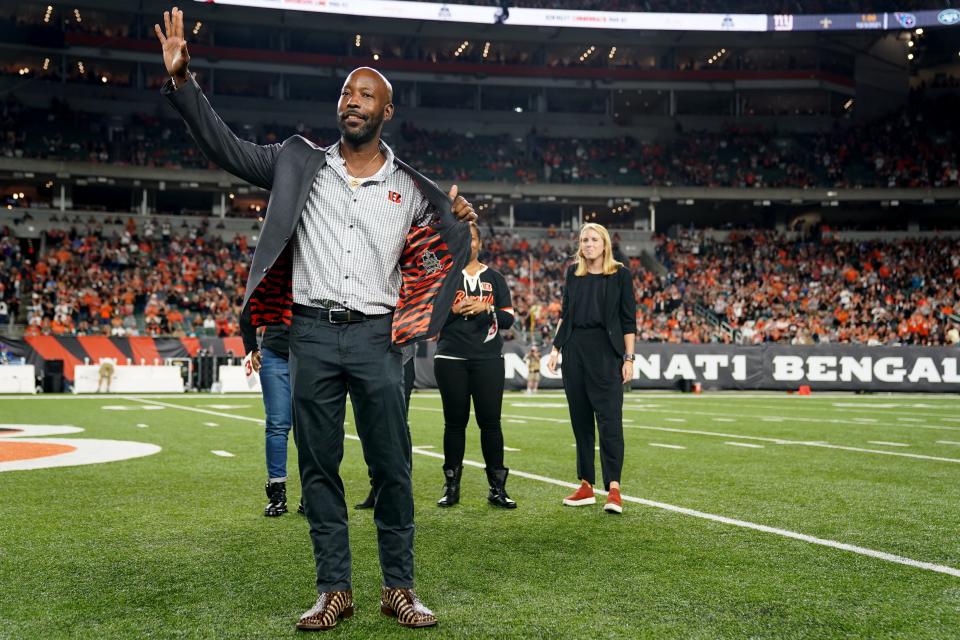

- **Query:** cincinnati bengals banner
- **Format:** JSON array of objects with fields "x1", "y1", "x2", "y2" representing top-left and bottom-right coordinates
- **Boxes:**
[
  {"x1": 413, "y1": 341, "x2": 960, "y2": 393},
  {"x1": 1, "y1": 336, "x2": 245, "y2": 382}
]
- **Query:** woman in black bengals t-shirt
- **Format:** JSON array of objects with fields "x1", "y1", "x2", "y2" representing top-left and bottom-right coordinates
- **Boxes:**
[{"x1": 434, "y1": 222, "x2": 517, "y2": 509}]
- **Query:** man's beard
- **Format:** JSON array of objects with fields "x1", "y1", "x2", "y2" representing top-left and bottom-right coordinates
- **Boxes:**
[{"x1": 337, "y1": 112, "x2": 382, "y2": 145}]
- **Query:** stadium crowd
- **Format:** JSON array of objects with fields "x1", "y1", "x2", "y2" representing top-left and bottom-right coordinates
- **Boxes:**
[
  {"x1": 4, "y1": 96, "x2": 958, "y2": 190},
  {"x1": 2, "y1": 219, "x2": 957, "y2": 347},
  {"x1": 0, "y1": 219, "x2": 250, "y2": 339},
  {"x1": 479, "y1": 227, "x2": 959, "y2": 347}
]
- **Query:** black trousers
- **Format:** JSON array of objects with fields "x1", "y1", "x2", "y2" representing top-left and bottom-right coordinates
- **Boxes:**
[
  {"x1": 433, "y1": 357, "x2": 505, "y2": 471},
  {"x1": 289, "y1": 311, "x2": 413, "y2": 592},
  {"x1": 561, "y1": 327, "x2": 624, "y2": 491}
]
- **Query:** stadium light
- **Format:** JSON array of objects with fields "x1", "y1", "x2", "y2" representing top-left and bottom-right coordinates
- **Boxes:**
[
  {"x1": 44, "y1": 5, "x2": 53, "y2": 23},
  {"x1": 101, "y1": 76, "x2": 108, "y2": 83},
  {"x1": 73, "y1": 8, "x2": 81, "y2": 23},
  {"x1": 514, "y1": 106, "x2": 523, "y2": 113},
  {"x1": 193, "y1": 21, "x2": 202, "y2": 35},
  {"x1": 608, "y1": 46, "x2": 617, "y2": 60},
  {"x1": 354, "y1": 34, "x2": 361, "y2": 47},
  {"x1": 42, "y1": 58, "x2": 50, "y2": 71},
  {"x1": 907, "y1": 53, "x2": 914, "y2": 60},
  {"x1": 373, "y1": 53, "x2": 380, "y2": 61},
  {"x1": 455, "y1": 40, "x2": 469, "y2": 57},
  {"x1": 483, "y1": 42, "x2": 491, "y2": 59},
  {"x1": 908, "y1": 40, "x2": 914, "y2": 47},
  {"x1": 915, "y1": 28, "x2": 923, "y2": 35}
]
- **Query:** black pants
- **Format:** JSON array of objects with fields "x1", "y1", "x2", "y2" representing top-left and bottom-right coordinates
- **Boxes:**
[
  {"x1": 561, "y1": 328, "x2": 624, "y2": 491},
  {"x1": 433, "y1": 357, "x2": 505, "y2": 471},
  {"x1": 289, "y1": 311, "x2": 413, "y2": 592},
  {"x1": 403, "y1": 357, "x2": 415, "y2": 419}
]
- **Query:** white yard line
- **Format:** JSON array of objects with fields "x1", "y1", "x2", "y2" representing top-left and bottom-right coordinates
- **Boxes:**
[
  {"x1": 210, "y1": 450, "x2": 234, "y2": 457},
  {"x1": 867, "y1": 441, "x2": 911, "y2": 447},
  {"x1": 725, "y1": 442, "x2": 765, "y2": 449},
  {"x1": 622, "y1": 424, "x2": 960, "y2": 464},
  {"x1": 937, "y1": 441, "x2": 960, "y2": 446},
  {"x1": 624, "y1": 406, "x2": 960, "y2": 432},
  {"x1": 652, "y1": 400, "x2": 960, "y2": 420},
  {"x1": 503, "y1": 446, "x2": 522, "y2": 452},
  {"x1": 649, "y1": 443, "x2": 686, "y2": 450},
  {"x1": 406, "y1": 443, "x2": 960, "y2": 579},
  {"x1": 129, "y1": 395, "x2": 960, "y2": 579}
]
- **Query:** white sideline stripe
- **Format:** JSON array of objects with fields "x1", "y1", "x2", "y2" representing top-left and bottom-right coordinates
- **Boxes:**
[
  {"x1": 409, "y1": 452, "x2": 960, "y2": 579},
  {"x1": 669, "y1": 400, "x2": 960, "y2": 419},
  {"x1": 132, "y1": 396, "x2": 960, "y2": 579},
  {"x1": 211, "y1": 450, "x2": 234, "y2": 457},
  {"x1": 867, "y1": 441, "x2": 911, "y2": 448},
  {"x1": 937, "y1": 441, "x2": 960, "y2": 446},
  {"x1": 423, "y1": 406, "x2": 960, "y2": 465},
  {"x1": 625, "y1": 406, "x2": 960, "y2": 432},
  {"x1": 622, "y1": 424, "x2": 960, "y2": 464},
  {"x1": 898, "y1": 418, "x2": 923, "y2": 423},
  {"x1": 665, "y1": 418, "x2": 687, "y2": 423},
  {"x1": 414, "y1": 445, "x2": 435, "y2": 449},
  {"x1": 761, "y1": 417, "x2": 783, "y2": 422},
  {"x1": 649, "y1": 443, "x2": 686, "y2": 450},
  {"x1": 503, "y1": 446, "x2": 522, "y2": 452},
  {"x1": 507, "y1": 419, "x2": 527, "y2": 424},
  {"x1": 203, "y1": 422, "x2": 219, "y2": 427},
  {"x1": 725, "y1": 442, "x2": 765, "y2": 449}
]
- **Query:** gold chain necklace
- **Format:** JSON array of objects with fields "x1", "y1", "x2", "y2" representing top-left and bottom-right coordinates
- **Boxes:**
[{"x1": 344, "y1": 148, "x2": 382, "y2": 189}]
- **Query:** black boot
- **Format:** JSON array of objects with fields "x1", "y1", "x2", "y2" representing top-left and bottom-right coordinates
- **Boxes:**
[
  {"x1": 264, "y1": 481, "x2": 288, "y2": 517},
  {"x1": 486, "y1": 468, "x2": 517, "y2": 509},
  {"x1": 354, "y1": 485, "x2": 375, "y2": 510},
  {"x1": 436, "y1": 466, "x2": 462, "y2": 508}
]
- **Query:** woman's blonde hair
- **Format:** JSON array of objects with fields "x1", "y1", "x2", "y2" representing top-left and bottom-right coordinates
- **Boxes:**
[{"x1": 574, "y1": 222, "x2": 622, "y2": 276}]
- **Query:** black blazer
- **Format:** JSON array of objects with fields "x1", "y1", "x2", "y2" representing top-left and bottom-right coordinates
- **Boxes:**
[
  {"x1": 162, "y1": 75, "x2": 470, "y2": 346},
  {"x1": 553, "y1": 264, "x2": 637, "y2": 357}
]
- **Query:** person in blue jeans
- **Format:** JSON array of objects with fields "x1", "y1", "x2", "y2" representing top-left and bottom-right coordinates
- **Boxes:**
[{"x1": 242, "y1": 312, "x2": 295, "y2": 516}]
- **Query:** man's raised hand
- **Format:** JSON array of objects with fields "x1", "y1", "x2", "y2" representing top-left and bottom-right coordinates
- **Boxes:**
[
  {"x1": 448, "y1": 185, "x2": 477, "y2": 223},
  {"x1": 154, "y1": 6, "x2": 191, "y2": 88}
]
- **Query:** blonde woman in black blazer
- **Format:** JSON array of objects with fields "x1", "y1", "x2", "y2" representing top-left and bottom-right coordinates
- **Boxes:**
[{"x1": 547, "y1": 223, "x2": 636, "y2": 514}]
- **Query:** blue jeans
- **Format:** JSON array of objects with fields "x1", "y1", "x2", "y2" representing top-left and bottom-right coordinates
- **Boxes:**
[{"x1": 260, "y1": 347, "x2": 293, "y2": 480}]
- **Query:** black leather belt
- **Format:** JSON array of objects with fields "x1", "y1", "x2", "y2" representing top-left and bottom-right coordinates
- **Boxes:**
[{"x1": 292, "y1": 303, "x2": 388, "y2": 324}]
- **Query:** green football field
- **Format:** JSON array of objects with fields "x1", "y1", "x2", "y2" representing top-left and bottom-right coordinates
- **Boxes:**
[{"x1": 3, "y1": 391, "x2": 960, "y2": 639}]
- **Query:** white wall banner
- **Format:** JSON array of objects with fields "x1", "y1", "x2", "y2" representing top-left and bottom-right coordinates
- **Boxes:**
[{"x1": 200, "y1": 1, "x2": 957, "y2": 32}]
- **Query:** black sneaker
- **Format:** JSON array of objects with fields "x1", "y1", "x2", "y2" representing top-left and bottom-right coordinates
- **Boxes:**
[
  {"x1": 264, "y1": 481, "x2": 288, "y2": 517},
  {"x1": 354, "y1": 488, "x2": 375, "y2": 510}
]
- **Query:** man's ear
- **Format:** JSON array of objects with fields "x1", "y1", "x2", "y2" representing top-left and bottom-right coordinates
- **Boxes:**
[{"x1": 383, "y1": 103, "x2": 394, "y2": 122}]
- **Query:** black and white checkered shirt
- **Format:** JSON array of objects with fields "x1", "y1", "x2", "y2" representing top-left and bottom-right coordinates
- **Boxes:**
[{"x1": 292, "y1": 141, "x2": 432, "y2": 314}]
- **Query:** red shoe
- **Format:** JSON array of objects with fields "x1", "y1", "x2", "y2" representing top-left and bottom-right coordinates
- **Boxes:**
[
  {"x1": 604, "y1": 487, "x2": 623, "y2": 514},
  {"x1": 562, "y1": 480, "x2": 596, "y2": 506}
]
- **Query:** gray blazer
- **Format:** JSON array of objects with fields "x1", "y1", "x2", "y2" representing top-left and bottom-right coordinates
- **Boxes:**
[{"x1": 162, "y1": 75, "x2": 470, "y2": 345}]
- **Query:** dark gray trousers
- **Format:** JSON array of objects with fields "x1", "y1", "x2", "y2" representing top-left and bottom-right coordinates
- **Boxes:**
[{"x1": 289, "y1": 311, "x2": 413, "y2": 592}]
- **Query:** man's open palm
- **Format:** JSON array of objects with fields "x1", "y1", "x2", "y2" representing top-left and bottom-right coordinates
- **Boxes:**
[{"x1": 154, "y1": 7, "x2": 190, "y2": 80}]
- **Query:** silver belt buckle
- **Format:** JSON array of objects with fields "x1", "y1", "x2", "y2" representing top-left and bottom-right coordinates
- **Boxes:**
[{"x1": 328, "y1": 307, "x2": 350, "y2": 324}]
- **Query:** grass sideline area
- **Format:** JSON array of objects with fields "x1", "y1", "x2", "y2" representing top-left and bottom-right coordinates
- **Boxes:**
[{"x1": 2, "y1": 391, "x2": 960, "y2": 639}]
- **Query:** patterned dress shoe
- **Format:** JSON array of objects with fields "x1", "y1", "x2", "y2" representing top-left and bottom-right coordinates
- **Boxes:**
[
  {"x1": 380, "y1": 587, "x2": 438, "y2": 628},
  {"x1": 296, "y1": 590, "x2": 354, "y2": 631}
]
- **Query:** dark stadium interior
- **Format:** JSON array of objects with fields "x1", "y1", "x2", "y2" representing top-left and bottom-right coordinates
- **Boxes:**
[{"x1": 0, "y1": 0, "x2": 957, "y2": 350}]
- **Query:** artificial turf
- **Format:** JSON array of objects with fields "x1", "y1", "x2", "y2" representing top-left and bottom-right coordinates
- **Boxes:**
[{"x1": 2, "y1": 391, "x2": 959, "y2": 639}]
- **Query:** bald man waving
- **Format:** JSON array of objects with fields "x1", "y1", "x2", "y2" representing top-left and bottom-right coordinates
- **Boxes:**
[{"x1": 157, "y1": 7, "x2": 474, "y2": 630}]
